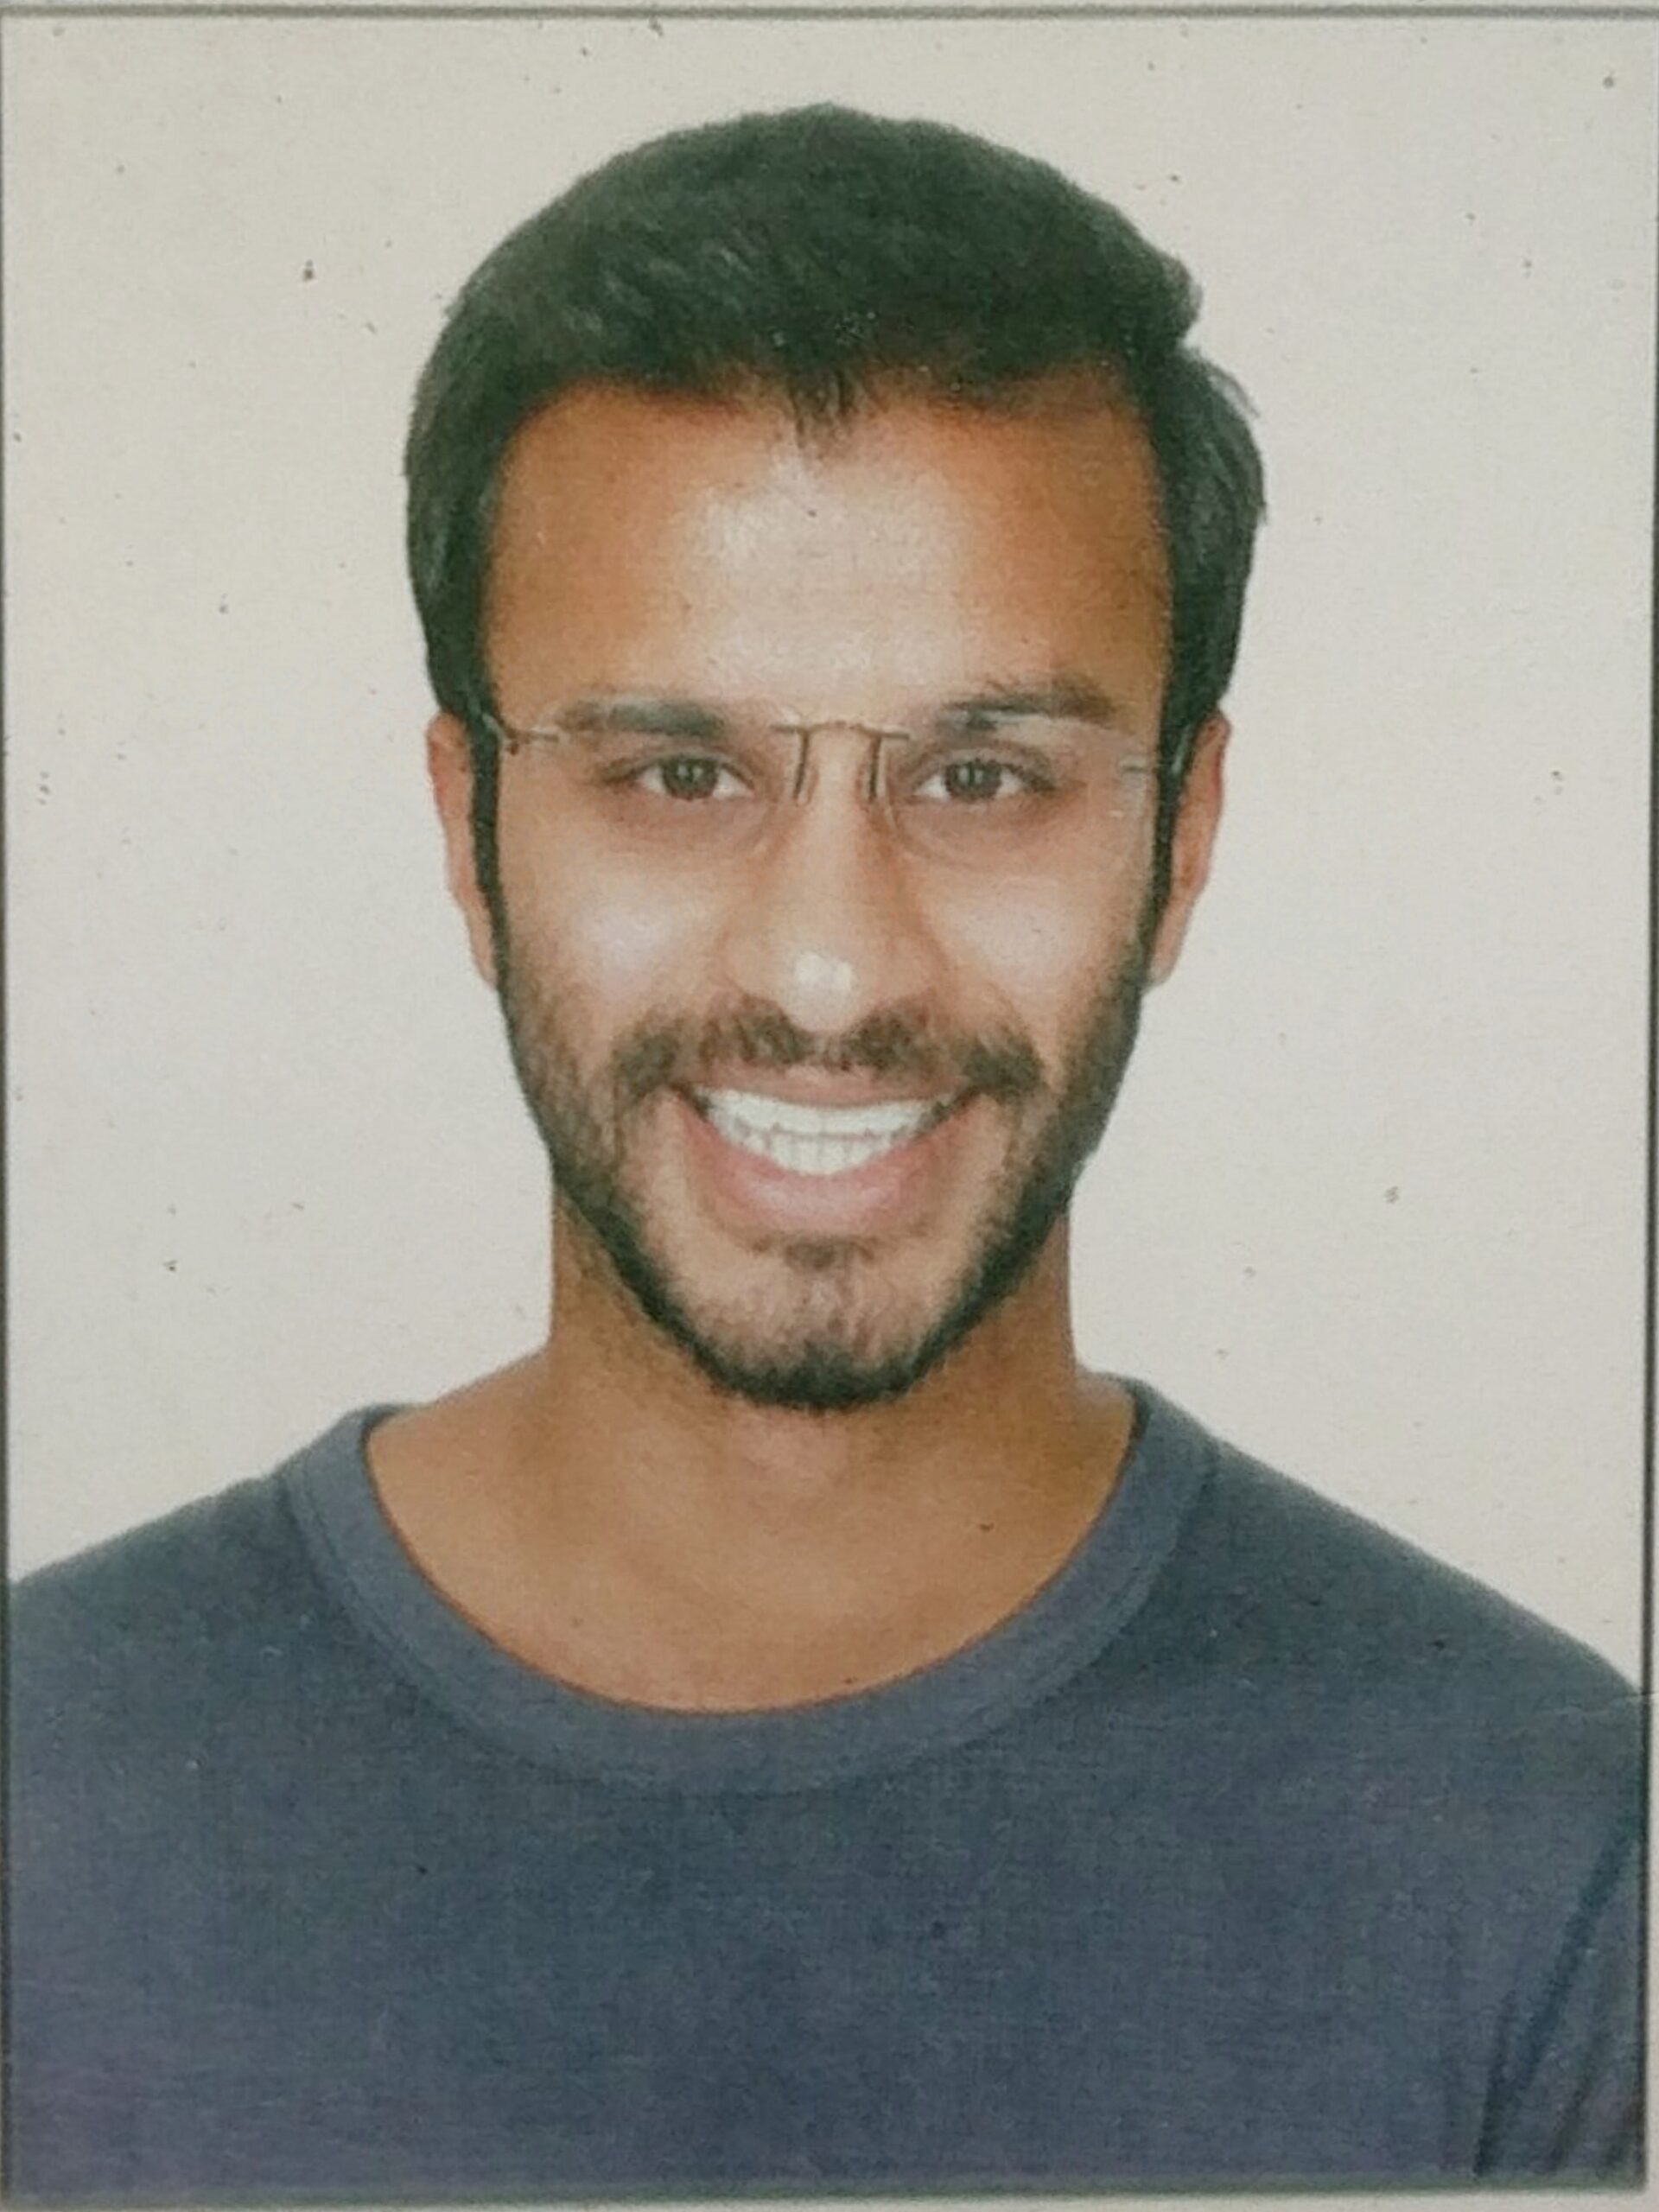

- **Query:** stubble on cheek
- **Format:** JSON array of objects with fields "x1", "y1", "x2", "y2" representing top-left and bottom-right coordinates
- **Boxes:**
[{"x1": 482, "y1": 852, "x2": 1160, "y2": 1413}]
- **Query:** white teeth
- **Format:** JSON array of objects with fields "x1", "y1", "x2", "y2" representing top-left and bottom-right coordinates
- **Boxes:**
[
  {"x1": 703, "y1": 1090, "x2": 935, "y2": 1140},
  {"x1": 699, "y1": 1089, "x2": 942, "y2": 1176}
]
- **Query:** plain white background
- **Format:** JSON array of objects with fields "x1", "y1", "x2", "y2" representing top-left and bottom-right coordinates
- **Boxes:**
[{"x1": 5, "y1": 14, "x2": 1652, "y2": 1679}]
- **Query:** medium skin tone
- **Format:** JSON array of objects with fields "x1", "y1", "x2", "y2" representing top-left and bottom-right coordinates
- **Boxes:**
[{"x1": 371, "y1": 384, "x2": 1226, "y2": 1711}]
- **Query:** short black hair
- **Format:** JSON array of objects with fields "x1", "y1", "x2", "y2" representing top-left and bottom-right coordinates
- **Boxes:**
[{"x1": 404, "y1": 105, "x2": 1265, "y2": 901}]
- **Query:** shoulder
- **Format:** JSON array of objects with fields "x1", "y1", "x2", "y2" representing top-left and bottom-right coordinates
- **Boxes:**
[
  {"x1": 1127, "y1": 1392, "x2": 1639, "y2": 1825},
  {"x1": 1122, "y1": 1398, "x2": 1643, "y2": 2183},
  {"x1": 10, "y1": 1412, "x2": 379, "y2": 1775}
]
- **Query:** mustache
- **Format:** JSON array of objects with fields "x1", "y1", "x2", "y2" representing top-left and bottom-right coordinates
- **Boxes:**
[{"x1": 610, "y1": 1005, "x2": 1044, "y2": 1110}]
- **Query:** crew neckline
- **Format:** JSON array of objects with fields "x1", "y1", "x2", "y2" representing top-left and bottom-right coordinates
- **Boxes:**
[{"x1": 284, "y1": 1382, "x2": 1214, "y2": 1794}]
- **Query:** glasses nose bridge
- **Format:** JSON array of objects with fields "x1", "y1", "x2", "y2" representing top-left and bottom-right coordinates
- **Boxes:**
[
  {"x1": 776, "y1": 716, "x2": 913, "y2": 808},
  {"x1": 718, "y1": 717, "x2": 944, "y2": 1027}
]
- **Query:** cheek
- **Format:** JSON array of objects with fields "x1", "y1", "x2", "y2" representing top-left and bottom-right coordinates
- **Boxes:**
[
  {"x1": 499, "y1": 823, "x2": 715, "y2": 1008},
  {"x1": 931, "y1": 867, "x2": 1146, "y2": 1039},
  {"x1": 560, "y1": 889, "x2": 693, "y2": 999}
]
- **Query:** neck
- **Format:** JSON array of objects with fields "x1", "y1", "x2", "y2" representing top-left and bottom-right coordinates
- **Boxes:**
[{"x1": 369, "y1": 1208, "x2": 1134, "y2": 1712}]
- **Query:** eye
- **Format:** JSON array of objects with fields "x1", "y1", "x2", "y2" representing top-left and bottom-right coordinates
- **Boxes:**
[
  {"x1": 634, "y1": 753, "x2": 747, "y2": 803},
  {"x1": 913, "y1": 754, "x2": 1046, "y2": 805}
]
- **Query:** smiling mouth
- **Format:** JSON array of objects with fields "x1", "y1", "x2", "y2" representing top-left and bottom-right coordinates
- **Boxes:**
[{"x1": 690, "y1": 1087, "x2": 957, "y2": 1178}]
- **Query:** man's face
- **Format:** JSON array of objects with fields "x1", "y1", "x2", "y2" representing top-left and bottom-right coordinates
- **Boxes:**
[{"x1": 434, "y1": 386, "x2": 1223, "y2": 1410}]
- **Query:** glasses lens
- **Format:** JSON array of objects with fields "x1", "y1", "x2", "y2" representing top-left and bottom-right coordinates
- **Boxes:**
[
  {"x1": 886, "y1": 719, "x2": 1156, "y2": 867},
  {"x1": 521, "y1": 707, "x2": 1156, "y2": 869},
  {"x1": 533, "y1": 714, "x2": 787, "y2": 862}
]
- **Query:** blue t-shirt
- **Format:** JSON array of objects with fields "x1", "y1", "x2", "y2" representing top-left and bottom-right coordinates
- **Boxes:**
[{"x1": 8, "y1": 1386, "x2": 1641, "y2": 2197}]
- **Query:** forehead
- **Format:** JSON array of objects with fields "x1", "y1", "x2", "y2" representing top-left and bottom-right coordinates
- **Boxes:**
[{"x1": 486, "y1": 384, "x2": 1171, "y2": 715}]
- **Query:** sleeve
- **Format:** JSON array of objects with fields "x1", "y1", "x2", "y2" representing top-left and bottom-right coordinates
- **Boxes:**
[{"x1": 1476, "y1": 1790, "x2": 1643, "y2": 2181}]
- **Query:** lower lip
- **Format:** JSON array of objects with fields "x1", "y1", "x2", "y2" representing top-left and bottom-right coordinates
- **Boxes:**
[{"x1": 672, "y1": 1090, "x2": 974, "y2": 1236}]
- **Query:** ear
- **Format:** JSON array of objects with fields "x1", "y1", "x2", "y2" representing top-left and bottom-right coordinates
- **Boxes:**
[
  {"x1": 427, "y1": 713, "x2": 500, "y2": 989},
  {"x1": 1147, "y1": 713, "x2": 1229, "y2": 986}
]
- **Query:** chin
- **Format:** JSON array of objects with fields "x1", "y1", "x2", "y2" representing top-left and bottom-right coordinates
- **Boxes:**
[
  {"x1": 677, "y1": 1331, "x2": 956, "y2": 1414},
  {"x1": 644, "y1": 1288, "x2": 983, "y2": 1413},
  {"x1": 569, "y1": 1160, "x2": 1070, "y2": 1416},
  {"x1": 666, "y1": 1267, "x2": 973, "y2": 1411},
  {"x1": 583, "y1": 1220, "x2": 952, "y2": 1410}
]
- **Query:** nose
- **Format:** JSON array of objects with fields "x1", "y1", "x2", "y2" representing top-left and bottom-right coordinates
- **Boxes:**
[{"x1": 710, "y1": 731, "x2": 947, "y2": 1034}]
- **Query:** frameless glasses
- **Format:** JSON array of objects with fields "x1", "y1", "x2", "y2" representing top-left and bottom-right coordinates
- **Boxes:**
[{"x1": 478, "y1": 690, "x2": 1160, "y2": 872}]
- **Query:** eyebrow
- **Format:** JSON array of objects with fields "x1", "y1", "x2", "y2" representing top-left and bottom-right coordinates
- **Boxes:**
[
  {"x1": 539, "y1": 695, "x2": 731, "y2": 742},
  {"x1": 521, "y1": 676, "x2": 1131, "y2": 740},
  {"x1": 933, "y1": 677, "x2": 1130, "y2": 731}
]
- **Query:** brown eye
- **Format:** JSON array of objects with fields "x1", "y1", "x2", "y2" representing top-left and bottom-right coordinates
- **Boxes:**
[
  {"x1": 918, "y1": 756, "x2": 1037, "y2": 804},
  {"x1": 643, "y1": 755, "x2": 735, "y2": 801},
  {"x1": 942, "y1": 759, "x2": 1007, "y2": 802}
]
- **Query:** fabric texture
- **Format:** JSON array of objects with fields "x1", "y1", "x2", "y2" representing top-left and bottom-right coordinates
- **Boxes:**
[{"x1": 8, "y1": 1386, "x2": 1642, "y2": 2198}]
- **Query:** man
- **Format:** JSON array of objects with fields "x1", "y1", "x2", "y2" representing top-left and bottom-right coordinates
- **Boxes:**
[{"x1": 10, "y1": 105, "x2": 1639, "y2": 2198}]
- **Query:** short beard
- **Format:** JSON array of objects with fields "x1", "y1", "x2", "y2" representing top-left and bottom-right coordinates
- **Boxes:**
[{"x1": 493, "y1": 906, "x2": 1158, "y2": 1414}]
